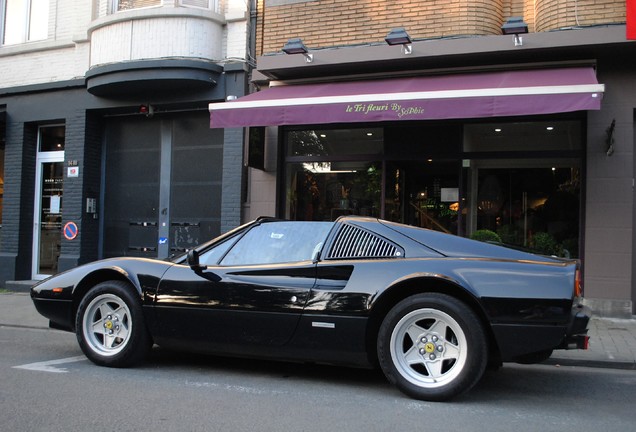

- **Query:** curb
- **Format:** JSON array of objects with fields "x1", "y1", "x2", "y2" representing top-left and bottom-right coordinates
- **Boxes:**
[{"x1": 543, "y1": 357, "x2": 636, "y2": 370}]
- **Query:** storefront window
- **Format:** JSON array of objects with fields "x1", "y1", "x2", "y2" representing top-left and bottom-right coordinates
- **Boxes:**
[
  {"x1": 464, "y1": 120, "x2": 581, "y2": 152},
  {"x1": 283, "y1": 120, "x2": 582, "y2": 257},
  {"x1": 464, "y1": 161, "x2": 581, "y2": 258},
  {"x1": 287, "y1": 128, "x2": 383, "y2": 157},
  {"x1": 384, "y1": 160, "x2": 460, "y2": 234},
  {"x1": 462, "y1": 120, "x2": 582, "y2": 257},
  {"x1": 286, "y1": 161, "x2": 381, "y2": 221},
  {"x1": 285, "y1": 128, "x2": 384, "y2": 221}
]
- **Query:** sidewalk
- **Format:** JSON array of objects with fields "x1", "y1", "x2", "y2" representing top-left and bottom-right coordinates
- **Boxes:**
[{"x1": 1, "y1": 291, "x2": 635, "y2": 370}]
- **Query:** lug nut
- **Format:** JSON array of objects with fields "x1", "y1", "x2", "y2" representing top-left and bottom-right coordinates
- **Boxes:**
[
  {"x1": 437, "y1": 345, "x2": 444, "y2": 352},
  {"x1": 419, "y1": 348, "x2": 426, "y2": 355},
  {"x1": 432, "y1": 335, "x2": 438, "y2": 342},
  {"x1": 421, "y1": 337, "x2": 427, "y2": 343},
  {"x1": 429, "y1": 354, "x2": 436, "y2": 360}
]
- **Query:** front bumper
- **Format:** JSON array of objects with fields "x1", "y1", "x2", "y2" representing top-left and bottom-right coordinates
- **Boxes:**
[
  {"x1": 559, "y1": 303, "x2": 591, "y2": 350},
  {"x1": 32, "y1": 297, "x2": 74, "y2": 332}
]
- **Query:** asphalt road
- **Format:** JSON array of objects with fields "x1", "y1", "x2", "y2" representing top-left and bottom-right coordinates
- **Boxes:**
[{"x1": 2, "y1": 325, "x2": 636, "y2": 432}]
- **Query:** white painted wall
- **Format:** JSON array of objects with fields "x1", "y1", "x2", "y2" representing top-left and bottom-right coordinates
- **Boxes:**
[{"x1": 0, "y1": 0, "x2": 249, "y2": 90}]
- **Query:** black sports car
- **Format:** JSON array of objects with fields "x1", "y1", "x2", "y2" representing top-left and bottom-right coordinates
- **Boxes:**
[{"x1": 31, "y1": 216, "x2": 590, "y2": 401}]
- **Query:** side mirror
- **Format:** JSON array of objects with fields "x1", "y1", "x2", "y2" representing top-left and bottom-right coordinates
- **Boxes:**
[{"x1": 186, "y1": 249, "x2": 207, "y2": 271}]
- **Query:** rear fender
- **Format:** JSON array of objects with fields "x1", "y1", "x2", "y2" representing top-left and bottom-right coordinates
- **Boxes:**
[{"x1": 365, "y1": 275, "x2": 500, "y2": 365}]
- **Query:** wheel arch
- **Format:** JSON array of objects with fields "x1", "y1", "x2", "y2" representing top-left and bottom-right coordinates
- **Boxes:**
[
  {"x1": 365, "y1": 275, "x2": 501, "y2": 367},
  {"x1": 70, "y1": 268, "x2": 141, "y2": 331}
]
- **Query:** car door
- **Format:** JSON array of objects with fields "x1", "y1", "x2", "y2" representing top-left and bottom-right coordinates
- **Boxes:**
[{"x1": 152, "y1": 221, "x2": 333, "y2": 353}]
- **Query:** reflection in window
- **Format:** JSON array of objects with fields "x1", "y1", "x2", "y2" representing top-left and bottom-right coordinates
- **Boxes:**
[
  {"x1": 180, "y1": 0, "x2": 217, "y2": 10},
  {"x1": 38, "y1": 125, "x2": 65, "y2": 152},
  {"x1": 286, "y1": 162, "x2": 381, "y2": 221},
  {"x1": 115, "y1": 0, "x2": 161, "y2": 12},
  {"x1": 384, "y1": 160, "x2": 459, "y2": 234},
  {"x1": 287, "y1": 128, "x2": 383, "y2": 157},
  {"x1": 285, "y1": 128, "x2": 384, "y2": 222},
  {"x1": 2, "y1": 0, "x2": 49, "y2": 45},
  {"x1": 199, "y1": 235, "x2": 240, "y2": 266},
  {"x1": 466, "y1": 165, "x2": 581, "y2": 258},
  {"x1": 221, "y1": 222, "x2": 333, "y2": 265},
  {"x1": 463, "y1": 121, "x2": 581, "y2": 152}
]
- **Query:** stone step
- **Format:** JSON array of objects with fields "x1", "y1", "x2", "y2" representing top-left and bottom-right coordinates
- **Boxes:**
[{"x1": 4, "y1": 280, "x2": 37, "y2": 293}]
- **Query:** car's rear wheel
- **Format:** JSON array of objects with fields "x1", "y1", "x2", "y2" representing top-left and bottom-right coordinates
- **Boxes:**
[
  {"x1": 76, "y1": 281, "x2": 151, "y2": 367},
  {"x1": 377, "y1": 293, "x2": 488, "y2": 401}
]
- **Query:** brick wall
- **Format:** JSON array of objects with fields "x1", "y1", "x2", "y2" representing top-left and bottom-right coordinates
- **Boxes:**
[
  {"x1": 257, "y1": 0, "x2": 626, "y2": 54},
  {"x1": 536, "y1": 0, "x2": 625, "y2": 32},
  {"x1": 57, "y1": 110, "x2": 103, "y2": 271},
  {"x1": 258, "y1": 0, "x2": 504, "y2": 54},
  {"x1": 221, "y1": 127, "x2": 244, "y2": 233},
  {"x1": 0, "y1": 120, "x2": 36, "y2": 283},
  {"x1": 0, "y1": 45, "x2": 90, "y2": 90}
]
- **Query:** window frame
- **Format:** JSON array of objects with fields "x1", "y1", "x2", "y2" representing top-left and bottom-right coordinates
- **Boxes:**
[
  {"x1": 179, "y1": 0, "x2": 218, "y2": 11},
  {"x1": 1, "y1": 0, "x2": 49, "y2": 46},
  {"x1": 110, "y1": 0, "x2": 162, "y2": 14}
]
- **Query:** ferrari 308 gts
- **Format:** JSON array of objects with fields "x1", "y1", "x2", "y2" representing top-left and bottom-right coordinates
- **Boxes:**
[{"x1": 31, "y1": 216, "x2": 590, "y2": 401}]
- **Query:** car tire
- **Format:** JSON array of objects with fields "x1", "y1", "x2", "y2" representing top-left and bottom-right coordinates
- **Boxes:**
[
  {"x1": 377, "y1": 293, "x2": 488, "y2": 401},
  {"x1": 76, "y1": 280, "x2": 151, "y2": 367}
]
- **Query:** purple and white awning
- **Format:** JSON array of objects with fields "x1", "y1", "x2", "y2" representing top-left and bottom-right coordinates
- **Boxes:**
[{"x1": 209, "y1": 67, "x2": 604, "y2": 128}]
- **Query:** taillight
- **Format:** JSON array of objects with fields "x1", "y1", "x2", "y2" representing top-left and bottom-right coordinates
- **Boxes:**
[{"x1": 574, "y1": 268, "x2": 583, "y2": 297}]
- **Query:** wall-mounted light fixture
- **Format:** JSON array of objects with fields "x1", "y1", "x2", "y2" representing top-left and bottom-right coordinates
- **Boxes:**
[
  {"x1": 501, "y1": 17, "x2": 528, "y2": 46},
  {"x1": 385, "y1": 27, "x2": 412, "y2": 54},
  {"x1": 139, "y1": 104, "x2": 154, "y2": 118},
  {"x1": 282, "y1": 38, "x2": 314, "y2": 63}
]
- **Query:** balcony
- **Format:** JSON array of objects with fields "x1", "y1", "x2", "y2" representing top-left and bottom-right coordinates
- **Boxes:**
[{"x1": 85, "y1": 5, "x2": 231, "y2": 97}]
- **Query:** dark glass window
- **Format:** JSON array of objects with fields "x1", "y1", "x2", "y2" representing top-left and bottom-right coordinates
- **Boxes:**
[
  {"x1": 38, "y1": 125, "x2": 65, "y2": 152},
  {"x1": 288, "y1": 128, "x2": 383, "y2": 157}
]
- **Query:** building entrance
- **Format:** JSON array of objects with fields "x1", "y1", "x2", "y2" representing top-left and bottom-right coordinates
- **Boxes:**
[
  {"x1": 103, "y1": 112, "x2": 224, "y2": 259},
  {"x1": 32, "y1": 125, "x2": 65, "y2": 278},
  {"x1": 384, "y1": 160, "x2": 460, "y2": 234}
]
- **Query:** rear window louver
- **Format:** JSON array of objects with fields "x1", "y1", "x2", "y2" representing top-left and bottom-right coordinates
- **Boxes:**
[{"x1": 327, "y1": 224, "x2": 403, "y2": 259}]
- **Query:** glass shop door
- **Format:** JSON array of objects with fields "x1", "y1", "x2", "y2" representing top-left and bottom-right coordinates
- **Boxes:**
[{"x1": 32, "y1": 125, "x2": 65, "y2": 279}]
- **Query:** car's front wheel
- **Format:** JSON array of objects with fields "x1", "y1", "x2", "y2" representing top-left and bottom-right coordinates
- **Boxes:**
[
  {"x1": 377, "y1": 293, "x2": 488, "y2": 401},
  {"x1": 76, "y1": 281, "x2": 151, "y2": 367}
]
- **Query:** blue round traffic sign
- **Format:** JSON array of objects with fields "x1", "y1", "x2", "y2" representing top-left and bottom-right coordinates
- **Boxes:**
[{"x1": 63, "y1": 222, "x2": 78, "y2": 240}]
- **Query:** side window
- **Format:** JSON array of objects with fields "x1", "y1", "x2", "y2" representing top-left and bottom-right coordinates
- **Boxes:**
[
  {"x1": 198, "y1": 235, "x2": 240, "y2": 266},
  {"x1": 221, "y1": 222, "x2": 333, "y2": 266},
  {"x1": 114, "y1": 0, "x2": 161, "y2": 12},
  {"x1": 2, "y1": 0, "x2": 49, "y2": 45}
]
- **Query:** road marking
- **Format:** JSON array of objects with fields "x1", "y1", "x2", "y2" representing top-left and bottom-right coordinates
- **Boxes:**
[{"x1": 13, "y1": 356, "x2": 87, "y2": 373}]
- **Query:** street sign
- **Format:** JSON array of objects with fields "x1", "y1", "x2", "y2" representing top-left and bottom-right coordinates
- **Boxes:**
[{"x1": 63, "y1": 222, "x2": 78, "y2": 240}]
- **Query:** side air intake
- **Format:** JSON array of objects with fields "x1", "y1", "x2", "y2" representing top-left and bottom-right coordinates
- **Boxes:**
[{"x1": 327, "y1": 224, "x2": 403, "y2": 259}]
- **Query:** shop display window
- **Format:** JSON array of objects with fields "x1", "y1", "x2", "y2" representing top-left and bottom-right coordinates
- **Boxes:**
[{"x1": 283, "y1": 120, "x2": 582, "y2": 258}]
